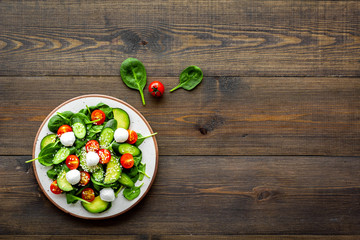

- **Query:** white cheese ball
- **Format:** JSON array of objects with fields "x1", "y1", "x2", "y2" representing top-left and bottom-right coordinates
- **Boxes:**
[
  {"x1": 66, "y1": 169, "x2": 80, "y2": 185},
  {"x1": 60, "y1": 131, "x2": 76, "y2": 147},
  {"x1": 100, "y1": 188, "x2": 115, "y2": 202},
  {"x1": 114, "y1": 128, "x2": 129, "y2": 143},
  {"x1": 86, "y1": 151, "x2": 99, "y2": 167}
]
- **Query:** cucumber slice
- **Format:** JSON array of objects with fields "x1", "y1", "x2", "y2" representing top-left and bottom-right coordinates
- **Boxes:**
[
  {"x1": 119, "y1": 172, "x2": 134, "y2": 188},
  {"x1": 79, "y1": 149, "x2": 100, "y2": 173},
  {"x1": 118, "y1": 143, "x2": 141, "y2": 156},
  {"x1": 99, "y1": 128, "x2": 114, "y2": 149},
  {"x1": 57, "y1": 170, "x2": 73, "y2": 191},
  {"x1": 113, "y1": 108, "x2": 130, "y2": 129},
  {"x1": 53, "y1": 147, "x2": 71, "y2": 164},
  {"x1": 92, "y1": 165, "x2": 105, "y2": 182},
  {"x1": 82, "y1": 196, "x2": 110, "y2": 213},
  {"x1": 40, "y1": 134, "x2": 57, "y2": 150},
  {"x1": 104, "y1": 156, "x2": 121, "y2": 184},
  {"x1": 72, "y1": 122, "x2": 86, "y2": 139}
]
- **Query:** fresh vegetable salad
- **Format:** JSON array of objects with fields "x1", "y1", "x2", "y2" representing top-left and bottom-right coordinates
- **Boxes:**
[{"x1": 27, "y1": 103, "x2": 156, "y2": 213}]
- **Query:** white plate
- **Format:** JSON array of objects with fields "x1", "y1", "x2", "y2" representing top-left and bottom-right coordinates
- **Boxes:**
[{"x1": 32, "y1": 94, "x2": 158, "y2": 219}]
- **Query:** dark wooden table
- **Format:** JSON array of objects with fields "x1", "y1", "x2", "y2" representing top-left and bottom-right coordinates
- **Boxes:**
[{"x1": 1, "y1": 0, "x2": 360, "y2": 239}]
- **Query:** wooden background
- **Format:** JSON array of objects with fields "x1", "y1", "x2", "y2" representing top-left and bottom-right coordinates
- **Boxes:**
[{"x1": 1, "y1": 0, "x2": 359, "y2": 239}]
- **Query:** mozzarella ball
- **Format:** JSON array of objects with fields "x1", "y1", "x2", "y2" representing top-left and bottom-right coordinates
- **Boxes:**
[
  {"x1": 86, "y1": 151, "x2": 99, "y2": 167},
  {"x1": 100, "y1": 188, "x2": 115, "y2": 202},
  {"x1": 66, "y1": 169, "x2": 80, "y2": 185},
  {"x1": 114, "y1": 128, "x2": 129, "y2": 143},
  {"x1": 60, "y1": 131, "x2": 76, "y2": 147}
]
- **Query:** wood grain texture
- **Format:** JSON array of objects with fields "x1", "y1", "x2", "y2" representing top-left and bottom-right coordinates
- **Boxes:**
[
  {"x1": 0, "y1": 0, "x2": 359, "y2": 76},
  {"x1": 1, "y1": 76, "x2": 359, "y2": 156},
  {"x1": 1, "y1": 236, "x2": 360, "y2": 240},
  {"x1": 2, "y1": 155, "x2": 360, "y2": 235}
]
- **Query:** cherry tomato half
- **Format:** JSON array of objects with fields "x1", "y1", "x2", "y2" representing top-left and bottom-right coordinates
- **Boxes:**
[
  {"x1": 91, "y1": 109, "x2": 106, "y2": 125},
  {"x1": 148, "y1": 81, "x2": 165, "y2": 97},
  {"x1": 57, "y1": 125, "x2": 72, "y2": 137},
  {"x1": 65, "y1": 155, "x2": 79, "y2": 170},
  {"x1": 120, "y1": 153, "x2": 135, "y2": 169},
  {"x1": 98, "y1": 149, "x2": 111, "y2": 164},
  {"x1": 50, "y1": 180, "x2": 63, "y2": 194},
  {"x1": 85, "y1": 140, "x2": 100, "y2": 152},
  {"x1": 126, "y1": 130, "x2": 138, "y2": 145},
  {"x1": 79, "y1": 171, "x2": 91, "y2": 186},
  {"x1": 81, "y1": 188, "x2": 95, "y2": 202}
]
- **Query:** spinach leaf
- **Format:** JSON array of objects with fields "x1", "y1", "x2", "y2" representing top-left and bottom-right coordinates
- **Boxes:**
[
  {"x1": 48, "y1": 115, "x2": 66, "y2": 133},
  {"x1": 46, "y1": 164, "x2": 63, "y2": 179},
  {"x1": 120, "y1": 58, "x2": 147, "y2": 105},
  {"x1": 26, "y1": 141, "x2": 60, "y2": 166},
  {"x1": 135, "y1": 132, "x2": 157, "y2": 147},
  {"x1": 66, "y1": 193, "x2": 90, "y2": 204},
  {"x1": 133, "y1": 151, "x2": 142, "y2": 167},
  {"x1": 123, "y1": 183, "x2": 144, "y2": 200},
  {"x1": 170, "y1": 65, "x2": 203, "y2": 92}
]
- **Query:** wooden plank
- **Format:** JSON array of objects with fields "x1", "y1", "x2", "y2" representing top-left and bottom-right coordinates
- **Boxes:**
[
  {"x1": 1, "y1": 236, "x2": 360, "y2": 240},
  {"x1": 1, "y1": 76, "x2": 359, "y2": 156},
  {"x1": 0, "y1": 0, "x2": 359, "y2": 76},
  {"x1": 1, "y1": 155, "x2": 360, "y2": 235}
]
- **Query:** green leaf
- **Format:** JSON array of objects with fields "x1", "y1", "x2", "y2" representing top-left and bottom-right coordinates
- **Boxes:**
[
  {"x1": 123, "y1": 183, "x2": 144, "y2": 200},
  {"x1": 120, "y1": 58, "x2": 147, "y2": 105},
  {"x1": 170, "y1": 66, "x2": 203, "y2": 92}
]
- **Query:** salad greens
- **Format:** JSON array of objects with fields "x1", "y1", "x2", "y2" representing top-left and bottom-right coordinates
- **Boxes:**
[
  {"x1": 120, "y1": 58, "x2": 147, "y2": 105},
  {"x1": 28, "y1": 102, "x2": 155, "y2": 214},
  {"x1": 170, "y1": 65, "x2": 203, "y2": 92}
]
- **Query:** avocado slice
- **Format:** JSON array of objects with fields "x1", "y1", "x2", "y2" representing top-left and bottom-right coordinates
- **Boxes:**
[
  {"x1": 82, "y1": 196, "x2": 110, "y2": 213},
  {"x1": 113, "y1": 108, "x2": 130, "y2": 129},
  {"x1": 40, "y1": 134, "x2": 57, "y2": 150}
]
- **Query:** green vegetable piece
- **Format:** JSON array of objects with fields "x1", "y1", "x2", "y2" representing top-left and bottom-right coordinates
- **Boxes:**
[
  {"x1": 123, "y1": 183, "x2": 144, "y2": 200},
  {"x1": 92, "y1": 165, "x2": 105, "y2": 182},
  {"x1": 53, "y1": 147, "x2": 75, "y2": 164},
  {"x1": 120, "y1": 58, "x2": 147, "y2": 105},
  {"x1": 79, "y1": 149, "x2": 100, "y2": 173},
  {"x1": 40, "y1": 134, "x2": 57, "y2": 150},
  {"x1": 46, "y1": 164, "x2": 63, "y2": 180},
  {"x1": 104, "y1": 156, "x2": 122, "y2": 184},
  {"x1": 119, "y1": 172, "x2": 134, "y2": 188},
  {"x1": 26, "y1": 141, "x2": 60, "y2": 166},
  {"x1": 113, "y1": 108, "x2": 130, "y2": 129},
  {"x1": 57, "y1": 170, "x2": 73, "y2": 192},
  {"x1": 170, "y1": 65, "x2": 203, "y2": 92},
  {"x1": 99, "y1": 128, "x2": 114, "y2": 149},
  {"x1": 66, "y1": 193, "x2": 90, "y2": 204},
  {"x1": 82, "y1": 196, "x2": 110, "y2": 213},
  {"x1": 47, "y1": 115, "x2": 66, "y2": 133},
  {"x1": 135, "y1": 132, "x2": 157, "y2": 147},
  {"x1": 118, "y1": 143, "x2": 141, "y2": 157},
  {"x1": 104, "y1": 119, "x2": 118, "y2": 131}
]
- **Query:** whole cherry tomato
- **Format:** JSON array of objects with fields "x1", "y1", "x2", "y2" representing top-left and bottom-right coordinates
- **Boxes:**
[
  {"x1": 91, "y1": 109, "x2": 106, "y2": 125},
  {"x1": 65, "y1": 155, "x2": 80, "y2": 170},
  {"x1": 50, "y1": 180, "x2": 63, "y2": 194},
  {"x1": 120, "y1": 153, "x2": 135, "y2": 169},
  {"x1": 79, "y1": 171, "x2": 91, "y2": 186},
  {"x1": 148, "y1": 81, "x2": 165, "y2": 97},
  {"x1": 81, "y1": 188, "x2": 95, "y2": 202},
  {"x1": 98, "y1": 149, "x2": 111, "y2": 164},
  {"x1": 57, "y1": 125, "x2": 72, "y2": 137},
  {"x1": 126, "y1": 130, "x2": 138, "y2": 145},
  {"x1": 85, "y1": 140, "x2": 100, "y2": 152}
]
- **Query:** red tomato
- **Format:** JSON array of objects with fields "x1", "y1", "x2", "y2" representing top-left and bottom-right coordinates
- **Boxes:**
[
  {"x1": 126, "y1": 130, "x2": 138, "y2": 145},
  {"x1": 98, "y1": 149, "x2": 111, "y2": 164},
  {"x1": 91, "y1": 109, "x2": 106, "y2": 125},
  {"x1": 85, "y1": 140, "x2": 100, "y2": 152},
  {"x1": 81, "y1": 188, "x2": 95, "y2": 202},
  {"x1": 148, "y1": 81, "x2": 165, "y2": 97},
  {"x1": 57, "y1": 125, "x2": 72, "y2": 137},
  {"x1": 65, "y1": 155, "x2": 79, "y2": 170},
  {"x1": 79, "y1": 171, "x2": 91, "y2": 186},
  {"x1": 50, "y1": 180, "x2": 63, "y2": 194},
  {"x1": 120, "y1": 153, "x2": 134, "y2": 169}
]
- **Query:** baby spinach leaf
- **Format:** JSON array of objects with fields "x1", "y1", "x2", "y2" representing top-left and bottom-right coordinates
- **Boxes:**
[
  {"x1": 170, "y1": 65, "x2": 203, "y2": 92},
  {"x1": 123, "y1": 183, "x2": 144, "y2": 200},
  {"x1": 120, "y1": 58, "x2": 147, "y2": 105},
  {"x1": 46, "y1": 164, "x2": 63, "y2": 180},
  {"x1": 66, "y1": 193, "x2": 90, "y2": 204},
  {"x1": 135, "y1": 132, "x2": 158, "y2": 147},
  {"x1": 26, "y1": 140, "x2": 60, "y2": 166}
]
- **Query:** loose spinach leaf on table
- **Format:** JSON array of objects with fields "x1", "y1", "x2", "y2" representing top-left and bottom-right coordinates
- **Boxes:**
[
  {"x1": 120, "y1": 58, "x2": 147, "y2": 105},
  {"x1": 170, "y1": 65, "x2": 203, "y2": 92}
]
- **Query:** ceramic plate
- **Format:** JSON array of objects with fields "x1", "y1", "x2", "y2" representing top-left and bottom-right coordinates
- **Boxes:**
[{"x1": 32, "y1": 94, "x2": 158, "y2": 219}]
